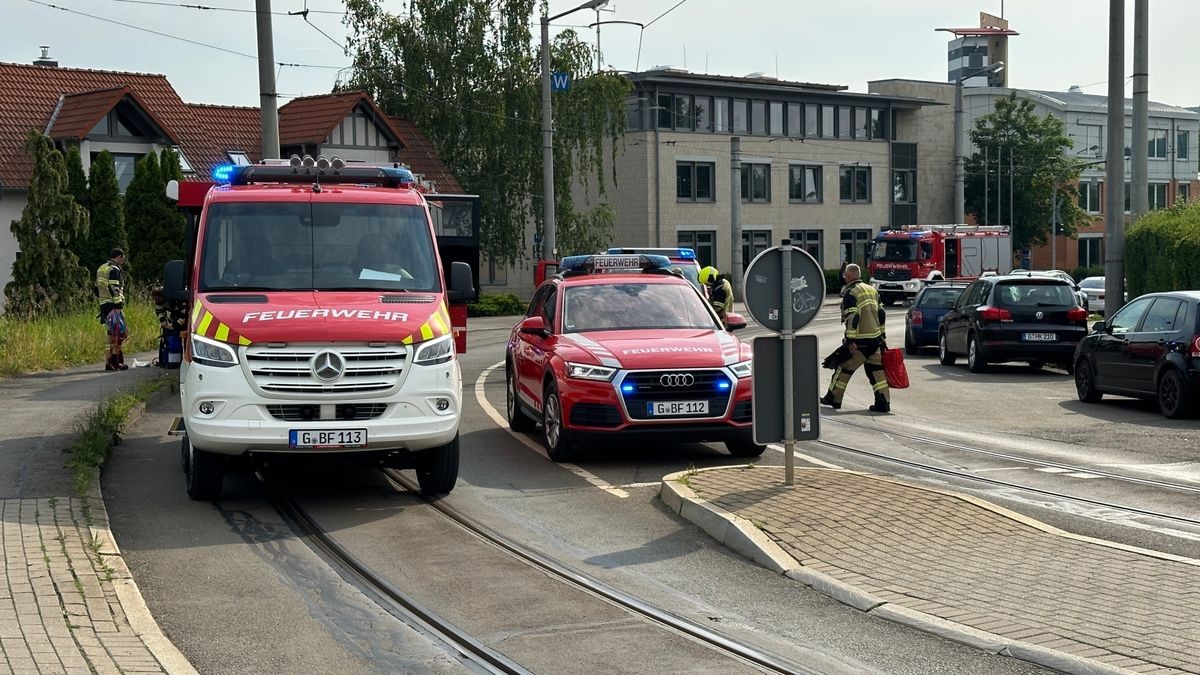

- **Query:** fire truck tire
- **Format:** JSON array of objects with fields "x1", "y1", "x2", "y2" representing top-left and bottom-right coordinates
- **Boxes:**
[
  {"x1": 417, "y1": 433, "x2": 459, "y2": 495},
  {"x1": 542, "y1": 379, "x2": 575, "y2": 462},
  {"x1": 506, "y1": 366, "x2": 536, "y2": 433},
  {"x1": 184, "y1": 437, "x2": 224, "y2": 501},
  {"x1": 725, "y1": 438, "x2": 766, "y2": 458},
  {"x1": 938, "y1": 331, "x2": 957, "y2": 365},
  {"x1": 967, "y1": 334, "x2": 988, "y2": 373}
]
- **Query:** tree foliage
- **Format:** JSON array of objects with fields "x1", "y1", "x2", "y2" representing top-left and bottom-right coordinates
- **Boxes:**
[
  {"x1": 123, "y1": 150, "x2": 184, "y2": 288},
  {"x1": 964, "y1": 93, "x2": 1090, "y2": 252},
  {"x1": 84, "y1": 151, "x2": 127, "y2": 274},
  {"x1": 4, "y1": 130, "x2": 89, "y2": 316},
  {"x1": 1125, "y1": 200, "x2": 1200, "y2": 297},
  {"x1": 63, "y1": 145, "x2": 92, "y2": 274},
  {"x1": 342, "y1": 0, "x2": 630, "y2": 263}
]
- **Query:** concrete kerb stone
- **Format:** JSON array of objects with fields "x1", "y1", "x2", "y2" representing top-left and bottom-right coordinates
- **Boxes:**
[
  {"x1": 659, "y1": 465, "x2": 1140, "y2": 675},
  {"x1": 83, "y1": 378, "x2": 197, "y2": 675}
]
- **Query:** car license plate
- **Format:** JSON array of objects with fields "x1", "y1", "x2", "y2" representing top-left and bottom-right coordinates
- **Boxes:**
[
  {"x1": 648, "y1": 400, "x2": 709, "y2": 416},
  {"x1": 1022, "y1": 333, "x2": 1057, "y2": 342},
  {"x1": 289, "y1": 428, "x2": 367, "y2": 448}
]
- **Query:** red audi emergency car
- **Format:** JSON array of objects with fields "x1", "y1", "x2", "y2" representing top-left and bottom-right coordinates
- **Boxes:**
[{"x1": 505, "y1": 254, "x2": 760, "y2": 461}]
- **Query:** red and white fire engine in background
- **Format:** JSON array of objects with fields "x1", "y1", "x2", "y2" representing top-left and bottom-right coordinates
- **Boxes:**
[{"x1": 868, "y1": 225, "x2": 1013, "y2": 305}]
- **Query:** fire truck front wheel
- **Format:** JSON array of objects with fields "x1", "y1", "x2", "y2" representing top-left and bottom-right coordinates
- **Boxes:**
[
  {"x1": 183, "y1": 436, "x2": 224, "y2": 501},
  {"x1": 416, "y1": 432, "x2": 460, "y2": 495}
]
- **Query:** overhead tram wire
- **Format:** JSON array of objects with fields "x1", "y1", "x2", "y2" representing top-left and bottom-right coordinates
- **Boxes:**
[{"x1": 101, "y1": 0, "x2": 344, "y2": 14}]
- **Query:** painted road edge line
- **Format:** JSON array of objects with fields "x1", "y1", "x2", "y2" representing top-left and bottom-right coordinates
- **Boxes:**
[{"x1": 475, "y1": 361, "x2": 630, "y2": 498}]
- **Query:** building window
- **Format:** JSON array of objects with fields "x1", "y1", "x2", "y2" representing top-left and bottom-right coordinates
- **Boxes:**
[
  {"x1": 481, "y1": 255, "x2": 507, "y2": 286},
  {"x1": 892, "y1": 169, "x2": 916, "y2": 203},
  {"x1": 733, "y1": 99, "x2": 749, "y2": 133},
  {"x1": 1178, "y1": 130, "x2": 1190, "y2": 161},
  {"x1": 1148, "y1": 129, "x2": 1168, "y2": 159},
  {"x1": 837, "y1": 106, "x2": 852, "y2": 138},
  {"x1": 173, "y1": 146, "x2": 194, "y2": 175},
  {"x1": 695, "y1": 96, "x2": 712, "y2": 132},
  {"x1": 1179, "y1": 183, "x2": 1190, "y2": 203},
  {"x1": 1076, "y1": 125, "x2": 1104, "y2": 156},
  {"x1": 839, "y1": 165, "x2": 871, "y2": 203},
  {"x1": 625, "y1": 98, "x2": 643, "y2": 130},
  {"x1": 657, "y1": 94, "x2": 673, "y2": 129},
  {"x1": 789, "y1": 229, "x2": 823, "y2": 267},
  {"x1": 1078, "y1": 236, "x2": 1102, "y2": 268},
  {"x1": 787, "y1": 104, "x2": 803, "y2": 138},
  {"x1": 840, "y1": 228, "x2": 872, "y2": 268},
  {"x1": 788, "y1": 165, "x2": 822, "y2": 203},
  {"x1": 93, "y1": 153, "x2": 141, "y2": 194},
  {"x1": 674, "y1": 94, "x2": 694, "y2": 131},
  {"x1": 769, "y1": 101, "x2": 784, "y2": 136},
  {"x1": 676, "y1": 161, "x2": 715, "y2": 202},
  {"x1": 1078, "y1": 181, "x2": 1101, "y2": 213},
  {"x1": 821, "y1": 105, "x2": 835, "y2": 138},
  {"x1": 713, "y1": 97, "x2": 730, "y2": 133},
  {"x1": 227, "y1": 150, "x2": 251, "y2": 166},
  {"x1": 806, "y1": 105, "x2": 820, "y2": 137},
  {"x1": 870, "y1": 109, "x2": 886, "y2": 140},
  {"x1": 1149, "y1": 183, "x2": 1168, "y2": 210},
  {"x1": 742, "y1": 229, "x2": 771, "y2": 267},
  {"x1": 751, "y1": 100, "x2": 766, "y2": 134},
  {"x1": 678, "y1": 230, "x2": 715, "y2": 268},
  {"x1": 855, "y1": 108, "x2": 869, "y2": 139},
  {"x1": 741, "y1": 163, "x2": 771, "y2": 202}
]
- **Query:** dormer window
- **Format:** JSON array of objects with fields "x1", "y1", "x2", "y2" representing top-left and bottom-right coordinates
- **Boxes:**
[{"x1": 226, "y1": 151, "x2": 251, "y2": 166}]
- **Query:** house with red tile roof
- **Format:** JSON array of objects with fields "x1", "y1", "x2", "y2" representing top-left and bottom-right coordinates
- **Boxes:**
[{"x1": 0, "y1": 51, "x2": 462, "y2": 308}]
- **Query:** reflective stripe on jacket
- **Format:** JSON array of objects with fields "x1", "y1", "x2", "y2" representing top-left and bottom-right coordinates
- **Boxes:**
[
  {"x1": 841, "y1": 279, "x2": 883, "y2": 340},
  {"x1": 96, "y1": 261, "x2": 125, "y2": 307}
]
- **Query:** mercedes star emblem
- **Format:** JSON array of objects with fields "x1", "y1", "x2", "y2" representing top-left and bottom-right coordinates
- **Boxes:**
[{"x1": 311, "y1": 350, "x2": 346, "y2": 382}]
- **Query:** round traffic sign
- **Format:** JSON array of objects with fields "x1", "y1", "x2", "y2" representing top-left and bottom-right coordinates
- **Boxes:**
[{"x1": 742, "y1": 246, "x2": 826, "y2": 332}]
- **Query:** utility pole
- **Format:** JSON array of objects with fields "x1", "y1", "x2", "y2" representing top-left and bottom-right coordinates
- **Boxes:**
[
  {"x1": 1106, "y1": 0, "x2": 1127, "y2": 315},
  {"x1": 1131, "y1": 0, "x2": 1149, "y2": 217},
  {"x1": 730, "y1": 137, "x2": 743, "y2": 297},
  {"x1": 954, "y1": 77, "x2": 965, "y2": 223},
  {"x1": 255, "y1": 0, "x2": 279, "y2": 159},
  {"x1": 540, "y1": 17, "x2": 556, "y2": 261},
  {"x1": 1051, "y1": 189, "x2": 1058, "y2": 269},
  {"x1": 984, "y1": 146, "x2": 989, "y2": 225}
]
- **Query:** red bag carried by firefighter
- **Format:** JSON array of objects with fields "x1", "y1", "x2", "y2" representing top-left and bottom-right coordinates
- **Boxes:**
[{"x1": 881, "y1": 347, "x2": 909, "y2": 389}]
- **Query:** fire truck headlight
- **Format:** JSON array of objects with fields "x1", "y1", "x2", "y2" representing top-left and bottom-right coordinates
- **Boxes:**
[
  {"x1": 289, "y1": 154, "x2": 302, "y2": 169},
  {"x1": 191, "y1": 334, "x2": 239, "y2": 367},
  {"x1": 415, "y1": 335, "x2": 455, "y2": 366}
]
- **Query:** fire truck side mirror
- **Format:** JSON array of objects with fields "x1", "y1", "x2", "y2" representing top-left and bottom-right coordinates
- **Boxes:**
[
  {"x1": 447, "y1": 261, "x2": 476, "y2": 303},
  {"x1": 165, "y1": 179, "x2": 179, "y2": 202},
  {"x1": 163, "y1": 260, "x2": 188, "y2": 302}
]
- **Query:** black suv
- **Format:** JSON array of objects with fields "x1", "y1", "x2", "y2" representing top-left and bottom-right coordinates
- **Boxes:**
[
  {"x1": 1073, "y1": 291, "x2": 1200, "y2": 418},
  {"x1": 939, "y1": 275, "x2": 1089, "y2": 373}
]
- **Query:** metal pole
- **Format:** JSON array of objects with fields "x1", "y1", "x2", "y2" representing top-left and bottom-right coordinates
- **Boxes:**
[
  {"x1": 255, "y1": 0, "x2": 279, "y2": 158},
  {"x1": 984, "y1": 146, "x2": 989, "y2": 225},
  {"x1": 996, "y1": 146, "x2": 1002, "y2": 226},
  {"x1": 1106, "y1": 0, "x2": 1127, "y2": 315},
  {"x1": 781, "y1": 238, "x2": 795, "y2": 486},
  {"x1": 1131, "y1": 0, "x2": 1148, "y2": 217},
  {"x1": 1009, "y1": 147, "x2": 1014, "y2": 232},
  {"x1": 595, "y1": 8, "x2": 601, "y2": 71},
  {"x1": 1051, "y1": 189, "x2": 1057, "y2": 269},
  {"x1": 540, "y1": 17, "x2": 556, "y2": 261},
  {"x1": 731, "y1": 137, "x2": 743, "y2": 298},
  {"x1": 954, "y1": 78, "x2": 964, "y2": 223}
]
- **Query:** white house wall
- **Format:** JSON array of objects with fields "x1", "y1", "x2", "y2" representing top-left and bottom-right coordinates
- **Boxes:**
[{"x1": 0, "y1": 192, "x2": 26, "y2": 308}]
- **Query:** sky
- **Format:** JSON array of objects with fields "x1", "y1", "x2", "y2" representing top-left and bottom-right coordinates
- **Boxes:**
[{"x1": 3, "y1": 0, "x2": 1199, "y2": 110}]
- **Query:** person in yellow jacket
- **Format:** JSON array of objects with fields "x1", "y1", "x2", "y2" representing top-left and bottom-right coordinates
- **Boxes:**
[
  {"x1": 820, "y1": 263, "x2": 890, "y2": 413},
  {"x1": 699, "y1": 266, "x2": 734, "y2": 329},
  {"x1": 96, "y1": 248, "x2": 128, "y2": 371}
]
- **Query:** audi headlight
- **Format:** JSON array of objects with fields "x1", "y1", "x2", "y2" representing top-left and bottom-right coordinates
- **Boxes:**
[
  {"x1": 191, "y1": 334, "x2": 238, "y2": 367},
  {"x1": 729, "y1": 359, "x2": 752, "y2": 379},
  {"x1": 567, "y1": 362, "x2": 616, "y2": 381},
  {"x1": 414, "y1": 335, "x2": 454, "y2": 366}
]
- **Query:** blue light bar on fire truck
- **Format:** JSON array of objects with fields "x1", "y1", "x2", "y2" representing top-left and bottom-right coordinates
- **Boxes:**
[
  {"x1": 605, "y1": 247, "x2": 697, "y2": 260},
  {"x1": 209, "y1": 155, "x2": 418, "y2": 188},
  {"x1": 559, "y1": 254, "x2": 674, "y2": 275}
]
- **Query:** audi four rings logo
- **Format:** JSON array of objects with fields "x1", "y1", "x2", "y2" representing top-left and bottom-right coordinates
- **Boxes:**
[
  {"x1": 311, "y1": 351, "x2": 345, "y2": 382},
  {"x1": 659, "y1": 373, "x2": 695, "y2": 387}
]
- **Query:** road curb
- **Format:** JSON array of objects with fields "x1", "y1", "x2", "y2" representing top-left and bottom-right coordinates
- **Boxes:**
[
  {"x1": 659, "y1": 466, "x2": 1135, "y2": 675},
  {"x1": 85, "y1": 379, "x2": 198, "y2": 675}
]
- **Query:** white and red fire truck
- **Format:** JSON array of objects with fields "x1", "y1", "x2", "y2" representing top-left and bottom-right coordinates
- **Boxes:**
[{"x1": 868, "y1": 225, "x2": 1012, "y2": 305}]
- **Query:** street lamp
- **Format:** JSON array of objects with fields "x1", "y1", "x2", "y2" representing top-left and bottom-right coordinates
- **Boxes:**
[
  {"x1": 954, "y1": 60, "x2": 1005, "y2": 224},
  {"x1": 541, "y1": 0, "x2": 610, "y2": 262}
]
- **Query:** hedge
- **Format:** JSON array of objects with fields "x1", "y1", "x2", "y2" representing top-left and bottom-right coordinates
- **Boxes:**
[
  {"x1": 1069, "y1": 266, "x2": 1104, "y2": 283},
  {"x1": 1126, "y1": 201, "x2": 1200, "y2": 297},
  {"x1": 467, "y1": 293, "x2": 526, "y2": 317}
]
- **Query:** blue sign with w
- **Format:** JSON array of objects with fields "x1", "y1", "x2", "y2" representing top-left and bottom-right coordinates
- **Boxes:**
[{"x1": 551, "y1": 72, "x2": 571, "y2": 92}]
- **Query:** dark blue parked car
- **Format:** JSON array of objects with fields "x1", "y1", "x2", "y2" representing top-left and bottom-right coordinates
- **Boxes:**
[{"x1": 904, "y1": 283, "x2": 968, "y2": 355}]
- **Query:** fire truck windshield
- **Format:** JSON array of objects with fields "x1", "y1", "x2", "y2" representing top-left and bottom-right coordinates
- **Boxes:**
[
  {"x1": 199, "y1": 202, "x2": 439, "y2": 293},
  {"x1": 871, "y1": 239, "x2": 918, "y2": 262}
]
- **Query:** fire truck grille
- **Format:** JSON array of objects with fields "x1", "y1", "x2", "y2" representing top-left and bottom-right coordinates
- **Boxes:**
[
  {"x1": 245, "y1": 344, "x2": 407, "y2": 395},
  {"x1": 266, "y1": 403, "x2": 387, "y2": 421},
  {"x1": 872, "y1": 268, "x2": 912, "y2": 282}
]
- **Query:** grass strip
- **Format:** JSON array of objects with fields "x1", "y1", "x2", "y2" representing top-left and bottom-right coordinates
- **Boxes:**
[
  {"x1": 0, "y1": 298, "x2": 159, "y2": 378},
  {"x1": 67, "y1": 375, "x2": 174, "y2": 497}
]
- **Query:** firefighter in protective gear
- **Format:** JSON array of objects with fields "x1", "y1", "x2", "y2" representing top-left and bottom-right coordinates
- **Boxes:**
[
  {"x1": 820, "y1": 263, "x2": 890, "y2": 413},
  {"x1": 699, "y1": 266, "x2": 734, "y2": 329},
  {"x1": 97, "y1": 248, "x2": 128, "y2": 371}
]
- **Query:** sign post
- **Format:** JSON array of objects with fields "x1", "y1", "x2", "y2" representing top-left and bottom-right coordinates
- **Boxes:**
[{"x1": 743, "y1": 240, "x2": 824, "y2": 485}]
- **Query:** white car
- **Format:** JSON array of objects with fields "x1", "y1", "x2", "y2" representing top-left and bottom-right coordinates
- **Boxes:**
[
  {"x1": 1078, "y1": 276, "x2": 1106, "y2": 315},
  {"x1": 1007, "y1": 270, "x2": 1089, "y2": 311}
]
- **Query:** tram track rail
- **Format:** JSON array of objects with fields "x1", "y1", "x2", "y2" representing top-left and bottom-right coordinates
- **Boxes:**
[{"x1": 815, "y1": 417, "x2": 1200, "y2": 528}]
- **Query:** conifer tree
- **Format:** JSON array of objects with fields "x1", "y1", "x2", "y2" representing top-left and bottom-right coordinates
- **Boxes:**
[{"x1": 84, "y1": 150, "x2": 127, "y2": 274}]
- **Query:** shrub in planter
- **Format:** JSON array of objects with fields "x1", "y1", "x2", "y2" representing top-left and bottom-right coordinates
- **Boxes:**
[{"x1": 467, "y1": 293, "x2": 527, "y2": 317}]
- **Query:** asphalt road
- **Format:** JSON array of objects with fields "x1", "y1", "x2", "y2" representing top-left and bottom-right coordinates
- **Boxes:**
[{"x1": 101, "y1": 305, "x2": 1199, "y2": 673}]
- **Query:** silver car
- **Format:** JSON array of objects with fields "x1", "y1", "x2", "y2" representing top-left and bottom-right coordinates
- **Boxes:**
[{"x1": 1079, "y1": 276, "x2": 1105, "y2": 315}]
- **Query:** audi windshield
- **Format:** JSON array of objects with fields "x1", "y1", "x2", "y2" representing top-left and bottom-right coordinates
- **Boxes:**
[
  {"x1": 563, "y1": 283, "x2": 718, "y2": 332},
  {"x1": 198, "y1": 202, "x2": 439, "y2": 292}
]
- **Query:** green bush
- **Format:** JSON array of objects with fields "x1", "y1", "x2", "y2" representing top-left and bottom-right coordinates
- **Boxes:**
[
  {"x1": 823, "y1": 269, "x2": 843, "y2": 295},
  {"x1": 1069, "y1": 266, "x2": 1104, "y2": 283},
  {"x1": 467, "y1": 293, "x2": 526, "y2": 317},
  {"x1": 1126, "y1": 201, "x2": 1200, "y2": 297}
]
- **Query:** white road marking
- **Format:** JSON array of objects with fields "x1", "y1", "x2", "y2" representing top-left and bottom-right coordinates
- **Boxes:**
[
  {"x1": 475, "y1": 361, "x2": 630, "y2": 498},
  {"x1": 1035, "y1": 467, "x2": 1072, "y2": 474},
  {"x1": 1064, "y1": 472, "x2": 1103, "y2": 479},
  {"x1": 768, "y1": 445, "x2": 844, "y2": 469},
  {"x1": 971, "y1": 466, "x2": 1031, "y2": 473}
]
